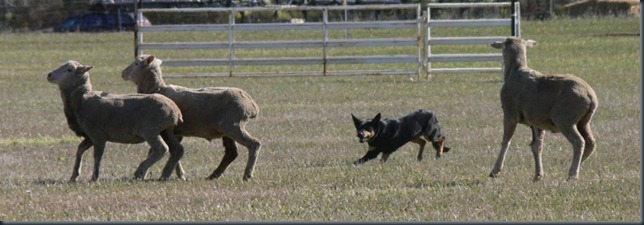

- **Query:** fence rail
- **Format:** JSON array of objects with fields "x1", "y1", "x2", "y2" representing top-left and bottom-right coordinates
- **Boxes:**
[
  {"x1": 134, "y1": 1, "x2": 520, "y2": 80},
  {"x1": 425, "y1": 1, "x2": 520, "y2": 79}
]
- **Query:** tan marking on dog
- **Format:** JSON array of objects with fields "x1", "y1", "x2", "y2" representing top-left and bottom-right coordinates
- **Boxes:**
[
  {"x1": 434, "y1": 136, "x2": 445, "y2": 158},
  {"x1": 360, "y1": 130, "x2": 375, "y2": 140}
]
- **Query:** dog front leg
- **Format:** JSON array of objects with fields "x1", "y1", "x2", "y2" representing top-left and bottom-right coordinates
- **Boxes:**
[
  {"x1": 410, "y1": 137, "x2": 427, "y2": 161},
  {"x1": 431, "y1": 137, "x2": 446, "y2": 158},
  {"x1": 353, "y1": 148, "x2": 380, "y2": 166},
  {"x1": 380, "y1": 153, "x2": 390, "y2": 163}
]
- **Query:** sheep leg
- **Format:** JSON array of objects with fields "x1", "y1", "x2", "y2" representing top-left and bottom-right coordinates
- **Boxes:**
[
  {"x1": 238, "y1": 129, "x2": 261, "y2": 182},
  {"x1": 559, "y1": 125, "x2": 585, "y2": 181},
  {"x1": 490, "y1": 119, "x2": 517, "y2": 178},
  {"x1": 146, "y1": 138, "x2": 186, "y2": 179},
  {"x1": 410, "y1": 137, "x2": 426, "y2": 161},
  {"x1": 134, "y1": 135, "x2": 168, "y2": 180},
  {"x1": 174, "y1": 136, "x2": 186, "y2": 178},
  {"x1": 578, "y1": 120, "x2": 596, "y2": 164},
  {"x1": 207, "y1": 137, "x2": 239, "y2": 180},
  {"x1": 90, "y1": 141, "x2": 107, "y2": 182},
  {"x1": 530, "y1": 126, "x2": 545, "y2": 182},
  {"x1": 69, "y1": 138, "x2": 93, "y2": 183},
  {"x1": 218, "y1": 124, "x2": 261, "y2": 181},
  {"x1": 159, "y1": 130, "x2": 185, "y2": 181}
]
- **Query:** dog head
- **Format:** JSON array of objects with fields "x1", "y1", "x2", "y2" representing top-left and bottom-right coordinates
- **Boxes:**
[{"x1": 351, "y1": 113, "x2": 381, "y2": 143}]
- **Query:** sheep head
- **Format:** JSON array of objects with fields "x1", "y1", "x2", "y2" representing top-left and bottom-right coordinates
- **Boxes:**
[
  {"x1": 121, "y1": 54, "x2": 163, "y2": 84},
  {"x1": 491, "y1": 37, "x2": 536, "y2": 50},
  {"x1": 47, "y1": 60, "x2": 93, "y2": 88},
  {"x1": 492, "y1": 37, "x2": 536, "y2": 71}
]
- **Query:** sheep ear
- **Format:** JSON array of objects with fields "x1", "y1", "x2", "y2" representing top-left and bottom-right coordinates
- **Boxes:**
[
  {"x1": 351, "y1": 114, "x2": 362, "y2": 128},
  {"x1": 525, "y1": 40, "x2": 536, "y2": 48},
  {"x1": 77, "y1": 65, "x2": 93, "y2": 73},
  {"x1": 146, "y1": 55, "x2": 162, "y2": 66},
  {"x1": 145, "y1": 55, "x2": 156, "y2": 65},
  {"x1": 491, "y1": 41, "x2": 504, "y2": 49}
]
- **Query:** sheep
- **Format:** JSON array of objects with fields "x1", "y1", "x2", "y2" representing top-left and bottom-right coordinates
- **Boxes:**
[
  {"x1": 121, "y1": 55, "x2": 261, "y2": 181},
  {"x1": 489, "y1": 37, "x2": 598, "y2": 181},
  {"x1": 47, "y1": 60, "x2": 185, "y2": 182}
]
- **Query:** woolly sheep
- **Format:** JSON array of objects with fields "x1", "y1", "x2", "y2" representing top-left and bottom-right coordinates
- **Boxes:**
[
  {"x1": 121, "y1": 55, "x2": 261, "y2": 181},
  {"x1": 489, "y1": 37, "x2": 598, "y2": 181},
  {"x1": 47, "y1": 60, "x2": 185, "y2": 182}
]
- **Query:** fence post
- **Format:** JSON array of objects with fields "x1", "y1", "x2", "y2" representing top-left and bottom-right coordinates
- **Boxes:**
[
  {"x1": 228, "y1": 9, "x2": 235, "y2": 77},
  {"x1": 515, "y1": 1, "x2": 521, "y2": 37},
  {"x1": 134, "y1": 0, "x2": 141, "y2": 57},
  {"x1": 322, "y1": 8, "x2": 328, "y2": 76},
  {"x1": 420, "y1": 9, "x2": 428, "y2": 81},
  {"x1": 415, "y1": 5, "x2": 422, "y2": 81},
  {"x1": 425, "y1": 5, "x2": 432, "y2": 80}
]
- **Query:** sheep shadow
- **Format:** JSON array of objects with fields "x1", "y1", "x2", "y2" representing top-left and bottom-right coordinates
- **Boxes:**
[
  {"x1": 30, "y1": 176, "x2": 175, "y2": 186},
  {"x1": 407, "y1": 178, "x2": 487, "y2": 189}
]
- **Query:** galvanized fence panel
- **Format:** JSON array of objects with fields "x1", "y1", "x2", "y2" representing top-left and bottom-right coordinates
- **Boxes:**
[
  {"x1": 425, "y1": 2, "x2": 520, "y2": 79},
  {"x1": 135, "y1": 4, "x2": 423, "y2": 79},
  {"x1": 134, "y1": 2, "x2": 519, "y2": 80}
]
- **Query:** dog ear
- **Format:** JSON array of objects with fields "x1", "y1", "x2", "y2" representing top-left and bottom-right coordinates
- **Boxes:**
[
  {"x1": 373, "y1": 113, "x2": 381, "y2": 123},
  {"x1": 351, "y1": 113, "x2": 362, "y2": 128}
]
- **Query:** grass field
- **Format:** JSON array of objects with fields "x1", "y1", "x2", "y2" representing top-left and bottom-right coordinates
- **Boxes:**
[{"x1": 0, "y1": 17, "x2": 640, "y2": 221}]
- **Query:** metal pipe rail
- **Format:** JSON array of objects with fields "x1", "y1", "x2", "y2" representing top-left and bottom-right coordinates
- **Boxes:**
[
  {"x1": 425, "y1": 1, "x2": 520, "y2": 79},
  {"x1": 135, "y1": 3, "x2": 423, "y2": 78}
]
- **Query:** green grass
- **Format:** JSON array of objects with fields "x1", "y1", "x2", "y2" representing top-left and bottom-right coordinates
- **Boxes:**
[{"x1": 0, "y1": 17, "x2": 640, "y2": 221}]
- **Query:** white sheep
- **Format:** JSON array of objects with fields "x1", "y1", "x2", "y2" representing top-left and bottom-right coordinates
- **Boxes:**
[
  {"x1": 47, "y1": 60, "x2": 185, "y2": 182},
  {"x1": 121, "y1": 55, "x2": 261, "y2": 181},
  {"x1": 489, "y1": 37, "x2": 598, "y2": 181}
]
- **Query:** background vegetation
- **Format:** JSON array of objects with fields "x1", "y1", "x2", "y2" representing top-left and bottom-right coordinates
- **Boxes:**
[{"x1": 0, "y1": 17, "x2": 639, "y2": 221}]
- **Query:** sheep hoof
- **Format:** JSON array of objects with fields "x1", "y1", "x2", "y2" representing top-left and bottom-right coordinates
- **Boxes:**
[
  {"x1": 206, "y1": 172, "x2": 222, "y2": 180},
  {"x1": 489, "y1": 171, "x2": 500, "y2": 178},
  {"x1": 533, "y1": 175, "x2": 543, "y2": 182},
  {"x1": 417, "y1": 156, "x2": 423, "y2": 161},
  {"x1": 567, "y1": 175, "x2": 578, "y2": 182},
  {"x1": 243, "y1": 175, "x2": 252, "y2": 181}
]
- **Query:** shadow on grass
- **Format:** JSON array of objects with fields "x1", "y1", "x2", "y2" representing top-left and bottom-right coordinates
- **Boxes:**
[
  {"x1": 30, "y1": 176, "x2": 177, "y2": 186},
  {"x1": 596, "y1": 32, "x2": 640, "y2": 37},
  {"x1": 409, "y1": 178, "x2": 488, "y2": 189}
]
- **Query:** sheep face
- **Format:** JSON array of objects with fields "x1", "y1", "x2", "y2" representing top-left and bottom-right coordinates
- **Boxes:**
[
  {"x1": 47, "y1": 61, "x2": 93, "y2": 87},
  {"x1": 121, "y1": 54, "x2": 162, "y2": 84}
]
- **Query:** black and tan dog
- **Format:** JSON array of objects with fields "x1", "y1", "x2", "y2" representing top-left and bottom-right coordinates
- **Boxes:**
[{"x1": 351, "y1": 109, "x2": 451, "y2": 165}]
